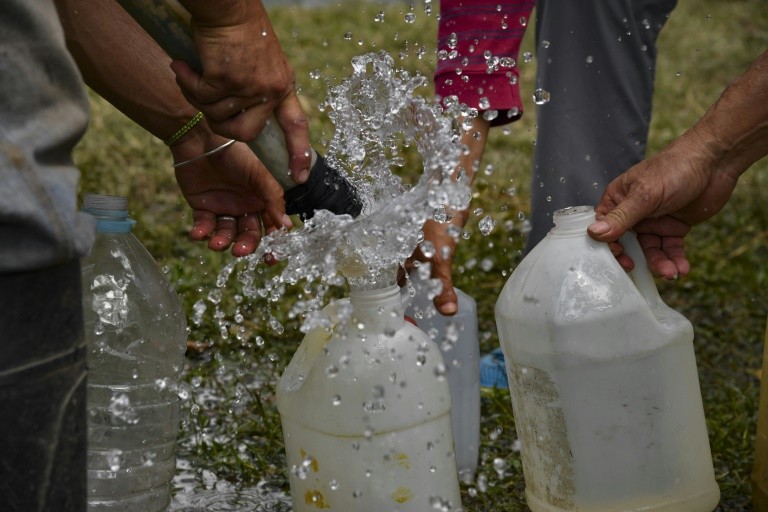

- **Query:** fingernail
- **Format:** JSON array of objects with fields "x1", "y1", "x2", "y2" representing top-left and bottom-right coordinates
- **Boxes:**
[
  {"x1": 441, "y1": 302, "x2": 458, "y2": 315},
  {"x1": 292, "y1": 168, "x2": 310, "y2": 183},
  {"x1": 589, "y1": 221, "x2": 610, "y2": 235}
]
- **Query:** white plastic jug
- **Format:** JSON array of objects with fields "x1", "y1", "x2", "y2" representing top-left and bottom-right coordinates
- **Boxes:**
[
  {"x1": 403, "y1": 271, "x2": 480, "y2": 481},
  {"x1": 276, "y1": 284, "x2": 462, "y2": 511},
  {"x1": 495, "y1": 206, "x2": 720, "y2": 512}
]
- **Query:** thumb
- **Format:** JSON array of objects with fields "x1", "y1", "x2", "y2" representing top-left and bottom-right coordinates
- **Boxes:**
[
  {"x1": 588, "y1": 189, "x2": 657, "y2": 242},
  {"x1": 170, "y1": 60, "x2": 209, "y2": 103},
  {"x1": 430, "y1": 259, "x2": 458, "y2": 316}
]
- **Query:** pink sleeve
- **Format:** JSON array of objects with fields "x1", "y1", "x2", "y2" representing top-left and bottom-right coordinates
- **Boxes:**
[{"x1": 435, "y1": 0, "x2": 535, "y2": 126}]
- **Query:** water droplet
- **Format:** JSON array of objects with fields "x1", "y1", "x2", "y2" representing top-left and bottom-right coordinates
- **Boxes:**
[
  {"x1": 447, "y1": 32, "x2": 458, "y2": 49},
  {"x1": 586, "y1": 55, "x2": 594, "y2": 64},
  {"x1": 343, "y1": 32, "x2": 353, "y2": 40},
  {"x1": 433, "y1": 363, "x2": 447, "y2": 380},
  {"x1": 109, "y1": 393, "x2": 139, "y2": 424},
  {"x1": 522, "y1": 51, "x2": 534, "y2": 63},
  {"x1": 106, "y1": 449, "x2": 124, "y2": 471},
  {"x1": 291, "y1": 463, "x2": 309, "y2": 480},
  {"x1": 478, "y1": 215, "x2": 496, "y2": 236},
  {"x1": 330, "y1": 479, "x2": 339, "y2": 490},
  {"x1": 332, "y1": 395, "x2": 342, "y2": 406},
  {"x1": 541, "y1": 40, "x2": 551, "y2": 48},
  {"x1": 493, "y1": 457, "x2": 508, "y2": 478},
  {"x1": 533, "y1": 88, "x2": 551, "y2": 105},
  {"x1": 142, "y1": 451, "x2": 157, "y2": 467},
  {"x1": 477, "y1": 473, "x2": 488, "y2": 492},
  {"x1": 519, "y1": 16, "x2": 527, "y2": 26},
  {"x1": 419, "y1": 240, "x2": 435, "y2": 258}
]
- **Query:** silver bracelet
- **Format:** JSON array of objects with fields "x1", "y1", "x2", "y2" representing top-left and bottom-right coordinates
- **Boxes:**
[{"x1": 172, "y1": 139, "x2": 236, "y2": 168}]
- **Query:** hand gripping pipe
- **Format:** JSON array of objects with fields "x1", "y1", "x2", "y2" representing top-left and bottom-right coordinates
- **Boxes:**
[{"x1": 116, "y1": 0, "x2": 362, "y2": 220}]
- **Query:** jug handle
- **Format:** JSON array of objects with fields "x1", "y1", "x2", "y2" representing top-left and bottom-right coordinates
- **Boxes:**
[{"x1": 620, "y1": 231, "x2": 662, "y2": 309}]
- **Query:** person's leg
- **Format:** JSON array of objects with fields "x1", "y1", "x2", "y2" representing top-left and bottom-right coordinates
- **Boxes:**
[
  {"x1": 0, "y1": 261, "x2": 87, "y2": 512},
  {"x1": 525, "y1": 0, "x2": 678, "y2": 252}
]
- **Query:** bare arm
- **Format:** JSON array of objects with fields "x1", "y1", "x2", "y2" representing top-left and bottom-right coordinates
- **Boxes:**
[
  {"x1": 405, "y1": 116, "x2": 490, "y2": 315},
  {"x1": 54, "y1": 0, "x2": 291, "y2": 254}
]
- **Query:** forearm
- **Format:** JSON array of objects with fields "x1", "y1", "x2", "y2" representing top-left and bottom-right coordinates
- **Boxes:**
[
  {"x1": 54, "y1": 0, "x2": 202, "y2": 142},
  {"x1": 688, "y1": 50, "x2": 768, "y2": 178},
  {"x1": 457, "y1": 117, "x2": 491, "y2": 186}
]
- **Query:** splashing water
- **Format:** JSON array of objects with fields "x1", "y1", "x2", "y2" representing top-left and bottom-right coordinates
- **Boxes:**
[{"x1": 215, "y1": 51, "x2": 470, "y2": 333}]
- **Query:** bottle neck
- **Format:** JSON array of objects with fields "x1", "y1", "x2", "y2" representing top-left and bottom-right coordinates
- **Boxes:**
[
  {"x1": 82, "y1": 194, "x2": 136, "y2": 234},
  {"x1": 551, "y1": 205, "x2": 595, "y2": 237},
  {"x1": 349, "y1": 284, "x2": 404, "y2": 333}
]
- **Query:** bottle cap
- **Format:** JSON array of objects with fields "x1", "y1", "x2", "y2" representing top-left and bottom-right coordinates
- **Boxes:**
[{"x1": 83, "y1": 194, "x2": 127, "y2": 212}]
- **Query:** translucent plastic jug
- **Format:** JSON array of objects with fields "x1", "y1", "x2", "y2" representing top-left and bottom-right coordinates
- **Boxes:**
[
  {"x1": 752, "y1": 317, "x2": 768, "y2": 510},
  {"x1": 81, "y1": 195, "x2": 187, "y2": 512},
  {"x1": 276, "y1": 283, "x2": 462, "y2": 511},
  {"x1": 403, "y1": 271, "x2": 480, "y2": 481},
  {"x1": 495, "y1": 206, "x2": 720, "y2": 511}
]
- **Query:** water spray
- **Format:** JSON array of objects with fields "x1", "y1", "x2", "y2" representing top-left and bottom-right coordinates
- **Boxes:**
[{"x1": 116, "y1": 0, "x2": 362, "y2": 220}]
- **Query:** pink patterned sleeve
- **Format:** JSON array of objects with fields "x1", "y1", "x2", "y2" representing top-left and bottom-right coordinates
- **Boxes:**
[{"x1": 435, "y1": 0, "x2": 535, "y2": 126}]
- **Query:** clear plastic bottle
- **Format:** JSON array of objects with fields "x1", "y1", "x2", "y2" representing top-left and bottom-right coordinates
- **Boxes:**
[
  {"x1": 276, "y1": 280, "x2": 462, "y2": 511},
  {"x1": 81, "y1": 194, "x2": 187, "y2": 512},
  {"x1": 495, "y1": 205, "x2": 720, "y2": 512},
  {"x1": 403, "y1": 271, "x2": 480, "y2": 481}
]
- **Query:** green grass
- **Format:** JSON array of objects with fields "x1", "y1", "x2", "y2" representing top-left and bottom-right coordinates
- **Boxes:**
[{"x1": 75, "y1": 0, "x2": 768, "y2": 509}]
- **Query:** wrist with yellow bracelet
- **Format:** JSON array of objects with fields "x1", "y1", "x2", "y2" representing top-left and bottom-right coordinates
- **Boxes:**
[{"x1": 165, "y1": 111, "x2": 236, "y2": 168}]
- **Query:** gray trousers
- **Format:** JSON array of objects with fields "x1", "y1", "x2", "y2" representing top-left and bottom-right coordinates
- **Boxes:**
[
  {"x1": 525, "y1": 0, "x2": 678, "y2": 252},
  {"x1": 0, "y1": 262, "x2": 87, "y2": 512},
  {"x1": 0, "y1": 2, "x2": 93, "y2": 510}
]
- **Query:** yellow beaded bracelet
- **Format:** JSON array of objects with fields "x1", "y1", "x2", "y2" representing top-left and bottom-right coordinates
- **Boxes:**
[{"x1": 164, "y1": 111, "x2": 205, "y2": 146}]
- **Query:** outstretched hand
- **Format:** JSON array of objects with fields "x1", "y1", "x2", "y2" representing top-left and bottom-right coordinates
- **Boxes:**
[{"x1": 171, "y1": 137, "x2": 293, "y2": 257}]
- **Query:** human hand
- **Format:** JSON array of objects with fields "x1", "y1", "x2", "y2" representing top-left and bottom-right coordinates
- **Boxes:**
[
  {"x1": 173, "y1": 0, "x2": 312, "y2": 182},
  {"x1": 402, "y1": 211, "x2": 469, "y2": 316},
  {"x1": 400, "y1": 115, "x2": 488, "y2": 315},
  {"x1": 171, "y1": 135, "x2": 293, "y2": 258},
  {"x1": 587, "y1": 135, "x2": 740, "y2": 279}
]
